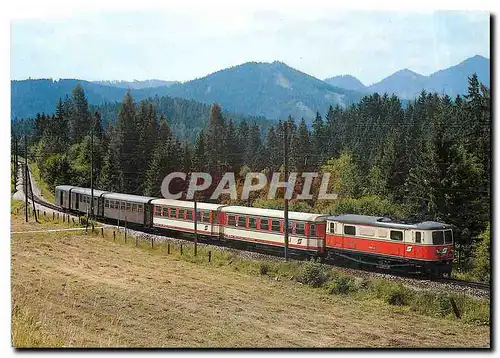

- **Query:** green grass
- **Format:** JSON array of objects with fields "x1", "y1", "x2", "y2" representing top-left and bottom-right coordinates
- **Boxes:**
[
  {"x1": 109, "y1": 233, "x2": 490, "y2": 326},
  {"x1": 28, "y1": 161, "x2": 55, "y2": 203}
]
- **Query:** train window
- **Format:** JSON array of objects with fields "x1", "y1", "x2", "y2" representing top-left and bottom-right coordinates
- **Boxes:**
[
  {"x1": 390, "y1": 230, "x2": 403, "y2": 241},
  {"x1": 248, "y1": 217, "x2": 257, "y2": 229},
  {"x1": 329, "y1": 223, "x2": 335, "y2": 234},
  {"x1": 202, "y1": 211, "x2": 211, "y2": 223},
  {"x1": 237, "y1": 216, "x2": 246, "y2": 227},
  {"x1": 260, "y1": 218, "x2": 269, "y2": 230},
  {"x1": 444, "y1": 230, "x2": 453, "y2": 244},
  {"x1": 432, "y1": 231, "x2": 445, "y2": 245},
  {"x1": 126, "y1": 203, "x2": 131, "y2": 211},
  {"x1": 121, "y1": 202, "x2": 126, "y2": 211},
  {"x1": 138, "y1": 205, "x2": 143, "y2": 213},
  {"x1": 344, "y1": 225, "x2": 356, "y2": 236},
  {"x1": 415, "y1": 232, "x2": 422, "y2": 244},
  {"x1": 132, "y1": 204, "x2": 137, "y2": 212},
  {"x1": 105, "y1": 200, "x2": 109, "y2": 208},
  {"x1": 310, "y1": 224, "x2": 316, "y2": 237},
  {"x1": 284, "y1": 221, "x2": 293, "y2": 234},
  {"x1": 271, "y1": 220, "x2": 280, "y2": 232},
  {"x1": 228, "y1": 215, "x2": 236, "y2": 226},
  {"x1": 195, "y1": 210, "x2": 202, "y2": 222},
  {"x1": 296, "y1": 222, "x2": 305, "y2": 236}
]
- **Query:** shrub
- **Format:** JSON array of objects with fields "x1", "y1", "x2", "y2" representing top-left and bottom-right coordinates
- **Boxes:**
[
  {"x1": 436, "y1": 294, "x2": 454, "y2": 317},
  {"x1": 259, "y1": 262, "x2": 270, "y2": 275},
  {"x1": 297, "y1": 260, "x2": 330, "y2": 288},
  {"x1": 327, "y1": 275, "x2": 358, "y2": 295}
]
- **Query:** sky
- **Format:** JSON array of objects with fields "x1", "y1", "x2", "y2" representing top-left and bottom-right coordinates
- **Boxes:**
[{"x1": 10, "y1": 4, "x2": 490, "y2": 86}]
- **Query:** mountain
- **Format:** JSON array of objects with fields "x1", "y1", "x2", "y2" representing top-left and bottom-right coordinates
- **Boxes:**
[
  {"x1": 11, "y1": 79, "x2": 128, "y2": 119},
  {"x1": 367, "y1": 69, "x2": 428, "y2": 99},
  {"x1": 11, "y1": 62, "x2": 365, "y2": 123},
  {"x1": 92, "y1": 79, "x2": 178, "y2": 89},
  {"x1": 426, "y1": 55, "x2": 490, "y2": 96},
  {"x1": 364, "y1": 55, "x2": 490, "y2": 99},
  {"x1": 134, "y1": 61, "x2": 365, "y2": 123},
  {"x1": 324, "y1": 75, "x2": 367, "y2": 92}
]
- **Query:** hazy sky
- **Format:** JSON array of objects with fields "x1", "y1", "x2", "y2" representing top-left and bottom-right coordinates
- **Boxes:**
[{"x1": 10, "y1": 8, "x2": 490, "y2": 85}]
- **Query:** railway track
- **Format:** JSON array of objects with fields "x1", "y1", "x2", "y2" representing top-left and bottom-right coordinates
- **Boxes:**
[{"x1": 18, "y1": 163, "x2": 490, "y2": 296}]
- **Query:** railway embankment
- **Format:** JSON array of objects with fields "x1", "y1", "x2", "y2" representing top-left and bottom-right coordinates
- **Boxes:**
[{"x1": 11, "y1": 203, "x2": 490, "y2": 348}]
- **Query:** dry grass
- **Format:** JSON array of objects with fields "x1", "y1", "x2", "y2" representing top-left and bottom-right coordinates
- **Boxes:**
[{"x1": 11, "y1": 212, "x2": 490, "y2": 348}]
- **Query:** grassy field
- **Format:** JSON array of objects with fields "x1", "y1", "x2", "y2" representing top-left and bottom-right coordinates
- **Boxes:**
[{"x1": 11, "y1": 205, "x2": 490, "y2": 348}]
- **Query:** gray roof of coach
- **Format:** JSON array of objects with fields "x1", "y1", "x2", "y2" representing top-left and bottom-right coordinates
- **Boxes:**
[
  {"x1": 71, "y1": 187, "x2": 109, "y2": 196},
  {"x1": 55, "y1": 185, "x2": 78, "y2": 191},
  {"x1": 328, "y1": 214, "x2": 451, "y2": 230},
  {"x1": 222, "y1": 206, "x2": 329, "y2": 222},
  {"x1": 102, "y1": 192, "x2": 155, "y2": 203}
]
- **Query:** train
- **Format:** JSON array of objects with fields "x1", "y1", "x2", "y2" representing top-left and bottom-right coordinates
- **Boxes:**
[{"x1": 55, "y1": 185, "x2": 454, "y2": 277}]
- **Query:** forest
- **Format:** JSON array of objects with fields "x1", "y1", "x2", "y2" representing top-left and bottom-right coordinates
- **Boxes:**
[{"x1": 11, "y1": 74, "x2": 490, "y2": 281}]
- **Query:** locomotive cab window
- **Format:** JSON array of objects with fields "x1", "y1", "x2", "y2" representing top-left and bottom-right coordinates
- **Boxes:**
[
  {"x1": 344, "y1": 225, "x2": 356, "y2": 236},
  {"x1": 444, "y1": 230, "x2": 453, "y2": 244},
  {"x1": 415, "y1": 232, "x2": 422, "y2": 244},
  {"x1": 390, "y1": 230, "x2": 403, "y2": 241},
  {"x1": 432, "y1": 231, "x2": 445, "y2": 245}
]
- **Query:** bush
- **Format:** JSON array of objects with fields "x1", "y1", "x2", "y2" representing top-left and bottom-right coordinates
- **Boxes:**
[
  {"x1": 372, "y1": 280, "x2": 412, "y2": 306},
  {"x1": 259, "y1": 262, "x2": 270, "y2": 275},
  {"x1": 327, "y1": 275, "x2": 358, "y2": 295},
  {"x1": 297, "y1": 260, "x2": 330, "y2": 288},
  {"x1": 436, "y1": 294, "x2": 454, "y2": 317}
]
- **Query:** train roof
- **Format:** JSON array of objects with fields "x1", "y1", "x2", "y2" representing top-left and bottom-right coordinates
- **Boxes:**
[
  {"x1": 151, "y1": 198, "x2": 225, "y2": 211},
  {"x1": 55, "y1": 185, "x2": 79, "y2": 191},
  {"x1": 71, "y1": 187, "x2": 109, "y2": 197},
  {"x1": 222, "y1": 206, "x2": 329, "y2": 222},
  {"x1": 102, "y1": 192, "x2": 155, "y2": 204},
  {"x1": 328, "y1": 214, "x2": 451, "y2": 230}
]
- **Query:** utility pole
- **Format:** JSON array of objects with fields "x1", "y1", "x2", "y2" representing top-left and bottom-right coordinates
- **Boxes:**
[
  {"x1": 90, "y1": 112, "x2": 95, "y2": 221},
  {"x1": 194, "y1": 185, "x2": 198, "y2": 256},
  {"x1": 28, "y1": 167, "x2": 38, "y2": 223},
  {"x1": 24, "y1": 136, "x2": 28, "y2": 222},
  {"x1": 283, "y1": 120, "x2": 289, "y2": 261}
]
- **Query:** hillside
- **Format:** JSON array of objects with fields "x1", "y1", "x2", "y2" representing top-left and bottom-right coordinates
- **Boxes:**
[
  {"x1": 11, "y1": 209, "x2": 490, "y2": 347},
  {"x1": 11, "y1": 62, "x2": 365, "y2": 124},
  {"x1": 364, "y1": 55, "x2": 490, "y2": 99},
  {"x1": 368, "y1": 69, "x2": 429, "y2": 99},
  {"x1": 324, "y1": 75, "x2": 367, "y2": 92},
  {"x1": 136, "y1": 61, "x2": 364, "y2": 123},
  {"x1": 93, "y1": 79, "x2": 178, "y2": 89},
  {"x1": 11, "y1": 79, "x2": 272, "y2": 143}
]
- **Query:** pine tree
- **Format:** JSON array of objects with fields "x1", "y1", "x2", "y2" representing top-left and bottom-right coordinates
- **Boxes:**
[
  {"x1": 311, "y1": 111, "x2": 325, "y2": 167},
  {"x1": 69, "y1": 84, "x2": 90, "y2": 142},
  {"x1": 290, "y1": 118, "x2": 311, "y2": 172},
  {"x1": 116, "y1": 91, "x2": 139, "y2": 194}
]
